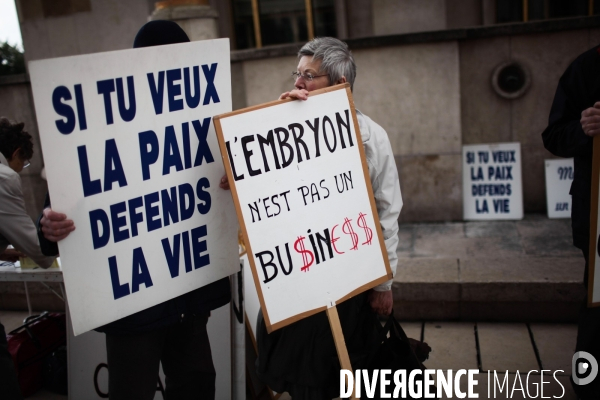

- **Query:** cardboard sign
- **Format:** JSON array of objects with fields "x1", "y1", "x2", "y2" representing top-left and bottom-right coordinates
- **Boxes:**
[
  {"x1": 29, "y1": 39, "x2": 238, "y2": 335},
  {"x1": 588, "y1": 138, "x2": 600, "y2": 306},
  {"x1": 463, "y1": 143, "x2": 523, "y2": 220},
  {"x1": 215, "y1": 84, "x2": 391, "y2": 332},
  {"x1": 544, "y1": 158, "x2": 574, "y2": 219}
]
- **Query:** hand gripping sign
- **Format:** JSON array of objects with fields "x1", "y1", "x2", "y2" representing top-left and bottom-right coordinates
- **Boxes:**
[
  {"x1": 29, "y1": 39, "x2": 238, "y2": 335},
  {"x1": 214, "y1": 84, "x2": 392, "y2": 333}
]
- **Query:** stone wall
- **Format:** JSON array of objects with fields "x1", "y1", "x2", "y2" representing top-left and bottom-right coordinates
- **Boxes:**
[
  {"x1": 460, "y1": 28, "x2": 600, "y2": 214},
  {"x1": 15, "y1": 0, "x2": 153, "y2": 64},
  {"x1": 231, "y1": 21, "x2": 600, "y2": 222},
  {"x1": 354, "y1": 42, "x2": 463, "y2": 222},
  {"x1": 4, "y1": 17, "x2": 600, "y2": 224}
]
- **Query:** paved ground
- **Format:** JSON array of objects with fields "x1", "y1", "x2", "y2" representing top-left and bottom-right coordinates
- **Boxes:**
[
  {"x1": 392, "y1": 214, "x2": 585, "y2": 323},
  {"x1": 1, "y1": 215, "x2": 586, "y2": 399}
]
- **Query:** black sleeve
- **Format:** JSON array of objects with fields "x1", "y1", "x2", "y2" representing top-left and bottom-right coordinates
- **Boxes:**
[
  {"x1": 542, "y1": 54, "x2": 594, "y2": 158},
  {"x1": 37, "y1": 193, "x2": 59, "y2": 256}
]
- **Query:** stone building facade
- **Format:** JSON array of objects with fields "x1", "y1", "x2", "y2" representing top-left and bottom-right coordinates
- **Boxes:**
[{"x1": 2, "y1": 0, "x2": 599, "y2": 225}]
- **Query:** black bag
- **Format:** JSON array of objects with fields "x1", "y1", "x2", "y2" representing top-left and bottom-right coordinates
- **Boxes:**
[
  {"x1": 43, "y1": 345, "x2": 68, "y2": 395},
  {"x1": 359, "y1": 315, "x2": 436, "y2": 399}
]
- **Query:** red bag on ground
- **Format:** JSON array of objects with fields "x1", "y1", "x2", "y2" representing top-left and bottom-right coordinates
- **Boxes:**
[{"x1": 6, "y1": 312, "x2": 67, "y2": 397}]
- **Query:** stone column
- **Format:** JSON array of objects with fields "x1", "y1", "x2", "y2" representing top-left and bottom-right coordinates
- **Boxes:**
[{"x1": 150, "y1": 0, "x2": 219, "y2": 41}]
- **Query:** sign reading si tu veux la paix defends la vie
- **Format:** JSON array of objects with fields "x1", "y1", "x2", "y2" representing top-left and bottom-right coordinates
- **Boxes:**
[
  {"x1": 29, "y1": 39, "x2": 238, "y2": 335},
  {"x1": 215, "y1": 84, "x2": 392, "y2": 332},
  {"x1": 463, "y1": 143, "x2": 523, "y2": 220}
]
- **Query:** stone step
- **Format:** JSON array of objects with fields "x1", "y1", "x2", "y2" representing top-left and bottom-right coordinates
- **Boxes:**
[{"x1": 393, "y1": 256, "x2": 584, "y2": 322}]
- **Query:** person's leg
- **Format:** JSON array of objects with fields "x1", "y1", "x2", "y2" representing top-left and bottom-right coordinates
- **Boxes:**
[
  {"x1": 105, "y1": 328, "x2": 167, "y2": 400},
  {"x1": 0, "y1": 322, "x2": 23, "y2": 400},
  {"x1": 161, "y1": 313, "x2": 215, "y2": 399}
]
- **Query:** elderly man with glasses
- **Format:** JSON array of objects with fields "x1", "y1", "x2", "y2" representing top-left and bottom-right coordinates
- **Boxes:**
[{"x1": 253, "y1": 37, "x2": 403, "y2": 399}]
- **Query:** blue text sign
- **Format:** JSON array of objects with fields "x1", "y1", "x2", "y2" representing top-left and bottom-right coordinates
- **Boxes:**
[
  {"x1": 463, "y1": 142, "x2": 523, "y2": 220},
  {"x1": 29, "y1": 39, "x2": 238, "y2": 335}
]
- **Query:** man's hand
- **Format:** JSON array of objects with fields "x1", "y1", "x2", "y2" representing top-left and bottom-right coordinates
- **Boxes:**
[
  {"x1": 219, "y1": 174, "x2": 230, "y2": 190},
  {"x1": 368, "y1": 289, "x2": 393, "y2": 316},
  {"x1": 0, "y1": 248, "x2": 25, "y2": 262},
  {"x1": 581, "y1": 102, "x2": 600, "y2": 136},
  {"x1": 279, "y1": 89, "x2": 309, "y2": 101},
  {"x1": 40, "y1": 208, "x2": 75, "y2": 242}
]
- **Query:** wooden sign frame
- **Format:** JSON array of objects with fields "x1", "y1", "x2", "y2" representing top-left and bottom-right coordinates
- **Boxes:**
[
  {"x1": 588, "y1": 136, "x2": 600, "y2": 307},
  {"x1": 214, "y1": 83, "x2": 392, "y2": 334}
]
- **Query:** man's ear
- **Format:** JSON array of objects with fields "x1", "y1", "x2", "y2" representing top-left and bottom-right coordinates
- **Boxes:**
[
  {"x1": 9, "y1": 148, "x2": 20, "y2": 161},
  {"x1": 336, "y1": 76, "x2": 347, "y2": 85}
]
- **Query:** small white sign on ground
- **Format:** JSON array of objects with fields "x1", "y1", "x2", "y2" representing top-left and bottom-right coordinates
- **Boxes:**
[
  {"x1": 29, "y1": 39, "x2": 238, "y2": 335},
  {"x1": 544, "y1": 158, "x2": 573, "y2": 219},
  {"x1": 215, "y1": 84, "x2": 391, "y2": 332},
  {"x1": 463, "y1": 142, "x2": 523, "y2": 220}
]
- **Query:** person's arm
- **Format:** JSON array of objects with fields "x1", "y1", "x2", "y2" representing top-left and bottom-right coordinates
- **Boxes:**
[
  {"x1": 0, "y1": 174, "x2": 55, "y2": 268},
  {"x1": 542, "y1": 57, "x2": 596, "y2": 156},
  {"x1": 38, "y1": 208, "x2": 75, "y2": 245},
  {"x1": 37, "y1": 193, "x2": 58, "y2": 256},
  {"x1": 362, "y1": 115, "x2": 402, "y2": 315},
  {"x1": 0, "y1": 248, "x2": 25, "y2": 262},
  {"x1": 36, "y1": 193, "x2": 76, "y2": 256}
]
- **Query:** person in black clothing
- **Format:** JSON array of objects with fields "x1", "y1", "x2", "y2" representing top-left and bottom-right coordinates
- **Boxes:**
[
  {"x1": 38, "y1": 21, "x2": 230, "y2": 400},
  {"x1": 542, "y1": 44, "x2": 600, "y2": 399}
]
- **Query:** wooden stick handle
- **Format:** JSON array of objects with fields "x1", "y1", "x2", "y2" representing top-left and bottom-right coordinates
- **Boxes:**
[{"x1": 327, "y1": 305, "x2": 359, "y2": 400}]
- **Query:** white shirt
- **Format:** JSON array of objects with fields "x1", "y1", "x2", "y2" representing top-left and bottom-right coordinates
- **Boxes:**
[
  {"x1": 0, "y1": 153, "x2": 55, "y2": 268},
  {"x1": 357, "y1": 110, "x2": 402, "y2": 291}
]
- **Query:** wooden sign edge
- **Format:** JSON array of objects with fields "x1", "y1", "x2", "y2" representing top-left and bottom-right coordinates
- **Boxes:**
[
  {"x1": 214, "y1": 83, "x2": 393, "y2": 333},
  {"x1": 588, "y1": 137, "x2": 600, "y2": 307}
]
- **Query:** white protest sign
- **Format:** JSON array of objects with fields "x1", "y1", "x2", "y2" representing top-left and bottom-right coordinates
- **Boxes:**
[
  {"x1": 544, "y1": 158, "x2": 573, "y2": 219},
  {"x1": 29, "y1": 39, "x2": 238, "y2": 335},
  {"x1": 463, "y1": 142, "x2": 523, "y2": 220},
  {"x1": 215, "y1": 84, "x2": 392, "y2": 332}
]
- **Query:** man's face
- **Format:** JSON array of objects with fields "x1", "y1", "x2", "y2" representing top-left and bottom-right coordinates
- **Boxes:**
[
  {"x1": 8, "y1": 156, "x2": 26, "y2": 173},
  {"x1": 8, "y1": 149, "x2": 28, "y2": 173},
  {"x1": 294, "y1": 56, "x2": 330, "y2": 92}
]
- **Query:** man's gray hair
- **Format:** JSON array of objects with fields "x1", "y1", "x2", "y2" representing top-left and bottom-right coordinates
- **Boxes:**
[{"x1": 298, "y1": 37, "x2": 357, "y2": 91}]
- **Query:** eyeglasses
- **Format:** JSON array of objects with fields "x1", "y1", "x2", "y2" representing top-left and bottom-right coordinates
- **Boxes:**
[
  {"x1": 23, "y1": 160, "x2": 30, "y2": 169},
  {"x1": 291, "y1": 71, "x2": 328, "y2": 82}
]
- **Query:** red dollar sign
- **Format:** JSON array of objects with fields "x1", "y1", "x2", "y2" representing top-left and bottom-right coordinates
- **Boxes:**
[
  {"x1": 342, "y1": 217, "x2": 359, "y2": 251},
  {"x1": 294, "y1": 235, "x2": 314, "y2": 272},
  {"x1": 357, "y1": 212, "x2": 373, "y2": 245}
]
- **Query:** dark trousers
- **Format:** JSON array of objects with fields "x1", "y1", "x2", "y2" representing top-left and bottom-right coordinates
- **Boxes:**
[
  {"x1": 0, "y1": 322, "x2": 23, "y2": 400},
  {"x1": 106, "y1": 313, "x2": 215, "y2": 400},
  {"x1": 572, "y1": 249, "x2": 600, "y2": 400}
]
